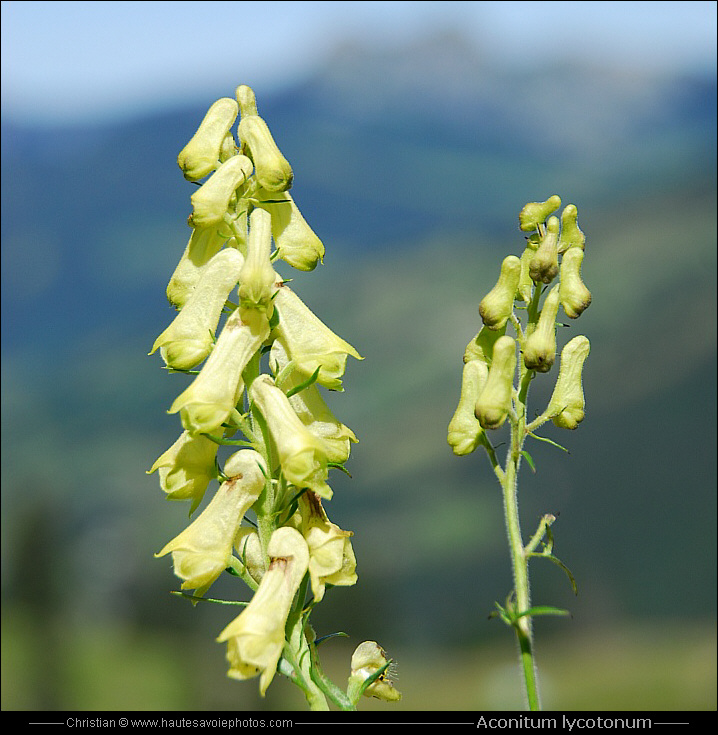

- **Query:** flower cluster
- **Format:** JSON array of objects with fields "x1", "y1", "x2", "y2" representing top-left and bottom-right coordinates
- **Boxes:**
[
  {"x1": 448, "y1": 195, "x2": 591, "y2": 455},
  {"x1": 149, "y1": 86, "x2": 398, "y2": 706}
]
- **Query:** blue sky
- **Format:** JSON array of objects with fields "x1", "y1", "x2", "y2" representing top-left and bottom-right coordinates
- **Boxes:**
[{"x1": 2, "y1": 0, "x2": 716, "y2": 125}]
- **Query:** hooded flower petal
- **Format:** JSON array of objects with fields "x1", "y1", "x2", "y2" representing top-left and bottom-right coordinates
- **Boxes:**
[
  {"x1": 544, "y1": 335, "x2": 590, "y2": 429},
  {"x1": 238, "y1": 114, "x2": 293, "y2": 192},
  {"x1": 189, "y1": 154, "x2": 254, "y2": 229},
  {"x1": 448, "y1": 359, "x2": 489, "y2": 455},
  {"x1": 523, "y1": 284, "x2": 560, "y2": 373},
  {"x1": 273, "y1": 284, "x2": 362, "y2": 391},
  {"x1": 474, "y1": 335, "x2": 516, "y2": 430},
  {"x1": 147, "y1": 430, "x2": 218, "y2": 509},
  {"x1": 479, "y1": 255, "x2": 521, "y2": 331},
  {"x1": 155, "y1": 449, "x2": 266, "y2": 594},
  {"x1": 298, "y1": 492, "x2": 357, "y2": 602},
  {"x1": 237, "y1": 207, "x2": 276, "y2": 317},
  {"x1": 217, "y1": 526, "x2": 309, "y2": 695},
  {"x1": 151, "y1": 247, "x2": 244, "y2": 369},
  {"x1": 177, "y1": 97, "x2": 239, "y2": 181},
  {"x1": 234, "y1": 527, "x2": 267, "y2": 584},
  {"x1": 166, "y1": 227, "x2": 228, "y2": 309},
  {"x1": 270, "y1": 341, "x2": 357, "y2": 464},
  {"x1": 249, "y1": 375, "x2": 333, "y2": 498},
  {"x1": 169, "y1": 308, "x2": 270, "y2": 435},
  {"x1": 256, "y1": 189, "x2": 324, "y2": 271}
]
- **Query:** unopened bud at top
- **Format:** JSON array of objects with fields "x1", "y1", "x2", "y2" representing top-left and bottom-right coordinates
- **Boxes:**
[
  {"x1": 235, "y1": 84, "x2": 258, "y2": 118},
  {"x1": 529, "y1": 216, "x2": 560, "y2": 284},
  {"x1": 474, "y1": 335, "x2": 516, "y2": 430},
  {"x1": 178, "y1": 98, "x2": 239, "y2": 181},
  {"x1": 519, "y1": 195, "x2": 561, "y2": 232},
  {"x1": 479, "y1": 255, "x2": 521, "y2": 330}
]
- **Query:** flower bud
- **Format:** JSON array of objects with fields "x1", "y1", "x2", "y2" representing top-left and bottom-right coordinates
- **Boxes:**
[
  {"x1": 217, "y1": 526, "x2": 309, "y2": 695},
  {"x1": 177, "y1": 97, "x2": 239, "y2": 181},
  {"x1": 523, "y1": 284, "x2": 560, "y2": 372},
  {"x1": 273, "y1": 284, "x2": 362, "y2": 391},
  {"x1": 234, "y1": 527, "x2": 266, "y2": 584},
  {"x1": 448, "y1": 359, "x2": 488, "y2": 455},
  {"x1": 516, "y1": 246, "x2": 535, "y2": 303},
  {"x1": 348, "y1": 641, "x2": 402, "y2": 703},
  {"x1": 519, "y1": 195, "x2": 561, "y2": 232},
  {"x1": 474, "y1": 335, "x2": 516, "y2": 430},
  {"x1": 256, "y1": 190, "x2": 324, "y2": 271},
  {"x1": 147, "y1": 431, "x2": 218, "y2": 509},
  {"x1": 237, "y1": 207, "x2": 276, "y2": 317},
  {"x1": 249, "y1": 375, "x2": 333, "y2": 498},
  {"x1": 558, "y1": 203, "x2": 585, "y2": 253},
  {"x1": 219, "y1": 132, "x2": 237, "y2": 163},
  {"x1": 166, "y1": 228, "x2": 228, "y2": 309},
  {"x1": 235, "y1": 84, "x2": 258, "y2": 118},
  {"x1": 271, "y1": 341, "x2": 357, "y2": 464},
  {"x1": 559, "y1": 246, "x2": 592, "y2": 318},
  {"x1": 152, "y1": 247, "x2": 244, "y2": 369},
  {"x1": 189, "y1": 155, "x2": 254, "y2": 229},
  {"x1": 169, "y1": 308, "x2": 270, "y2": 435},
  {"x1": 298, "y1": 492, "x2": 357, "y2": 602},
  {"x1": 545, "y1": 335, "x2": 590, "y2": 429},
  {"x1": 529, "y1": 215, "x2": 560, "y2": 284},
  {"x1": 479, "y1": 255, "x2": 521, "y2": 330},
  {"x1": 463, "y1": 324, "x2": 507, "y2": 365},
  {"x1": 238, "y1": 115, "x2": 293, "y2": 192},
  {"x1": 155, "y1": 450, "x2": 266, "y2": 594}
]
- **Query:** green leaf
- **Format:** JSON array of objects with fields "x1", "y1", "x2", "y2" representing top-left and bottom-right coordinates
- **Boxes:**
[
  {"x1": 328, "y1": 462, "x2": 352, "y2": 479},
  {"x1": 170, "y1": 591, "x2": 249, "y2": 606},
  {"x1": 521, "y1": 450, "x2": 536, "y2": 473},
  {"x1": 286, "y1": 366, "x2": 321, "y2": 398},
  {"x1": 528, "y1": 431, "x2": 569, "y2": 453},
  {"x1": 515, "y1": 605, "x2": 571, "y2": 620},
  {"x1": 314, "y1": 631, "x2": 349, "y2": 647}
]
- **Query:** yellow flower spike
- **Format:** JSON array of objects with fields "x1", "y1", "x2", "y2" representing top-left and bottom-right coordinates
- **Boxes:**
[
  {"x1": 271, "y1": 341, "x2": 357, "y2": 464},
  {"x1": 474, "y1": 335, "x2": 516, "y2": 430},
  {"x1": 523, "y1": 284, "x2": 560, "y2": 373},
  {"x1": 273, "y1": 283, "x2": 362, "y2": 391},
  {"x1": 348, "y1": 641, "x2": 402, "y2": 703},
  {"x1": 479, "y1": 255, "x2": 522, "y2": 331},
  {"x1": 147, "y1": 430, "x2": 218, "y2": 509},
  {"x1": 529, "y1": 215, "x2": 560, "y2": 284},
  {"x1": 189, "y1": 154, "x2": 254, "y2": 229},
  {"x1": 151, "y1": 247, "x2": 244, "y2": 370},
  {"x1": 169, "y1": 308, "x2": 270, "y2": 435},
  {"x1": 519, "y1": 195, "x2": 561, "y2": 232},
  {"x1": 234, "y1": 527, "x2": 266, "y2": 584},
  {"x1": 558, "y1": 204, "x2": 585, "y2": 253},
  {"x1": 298, "y1": 492, "x2": 357, "y2": 602},
  {"x1": 155, "y1": 449, "x2": 266, "y2": 594},
  {"x1": 250, "y1": 375, "x2": 333, "y2": 498},
  {"x1": 235, "y1": 84, "x2": 258, "y2": 118},
  {"x1": 256, "y1": 189, "x2": 325, "y2": 271},
  {"x1": 238, "y1": 114, "x2": 294, "y2": 192},
  {"x1": 237, "y1": 207, "x2": 276, "y2": 317},
  {"x1": 545, "y1": 335, "x2": 590, "y2": 429},
  {"x1": 559, "y1": 247, "x2": 592, "y2": 318},
  {"x1": 448, "y1": 359, "x2": 489, "y2": 455},
  {"x1": 166, "y1": 227, "x2": 228, "y2": 309},
  {"x1": 217, "y1": 526, "x2": 310, "y2": 695},
  {"x1": 177, "y1": 97, "x2": 239, "y2": 181}
]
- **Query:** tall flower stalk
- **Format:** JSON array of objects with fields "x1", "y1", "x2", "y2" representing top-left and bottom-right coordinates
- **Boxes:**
[
  {"x1": 149, "y1": 85, "x2": 400, "y2": 710},
  {"x1": 448, "y1": 196, "x2": 591, "y2": 710}
]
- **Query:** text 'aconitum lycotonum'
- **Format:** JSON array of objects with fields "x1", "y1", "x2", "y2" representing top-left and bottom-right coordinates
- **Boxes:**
[
  {"x1": 448, "y1": 195, "x2": 591, "y2": 711},
  {"x1": 148, "y1": 85, "x2": 400, "y2": 710}
]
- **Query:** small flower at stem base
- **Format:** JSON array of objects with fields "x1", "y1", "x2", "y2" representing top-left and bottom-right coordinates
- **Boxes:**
[
  {"x1": 348, "y1": 641, "x2": 401, "y2": 703},
  {"x1": 217, "y1": 527, "x2": 309, "y2": 695}
]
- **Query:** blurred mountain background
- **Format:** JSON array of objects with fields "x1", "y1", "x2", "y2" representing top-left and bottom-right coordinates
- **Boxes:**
[{"x1": 1, "y1": 1, "x2": 716, "y2": 712}]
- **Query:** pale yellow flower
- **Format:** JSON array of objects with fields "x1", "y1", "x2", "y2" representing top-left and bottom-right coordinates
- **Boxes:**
[
  {"x1": 217, "y1": 526, "x2": 309, "y2": 695},
  {"x1": 155, "y1": 450, "x2": 266, "y2": 594},
  {"x1": 348, "y1": 641, "x2": 401, "y2": 702}
]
